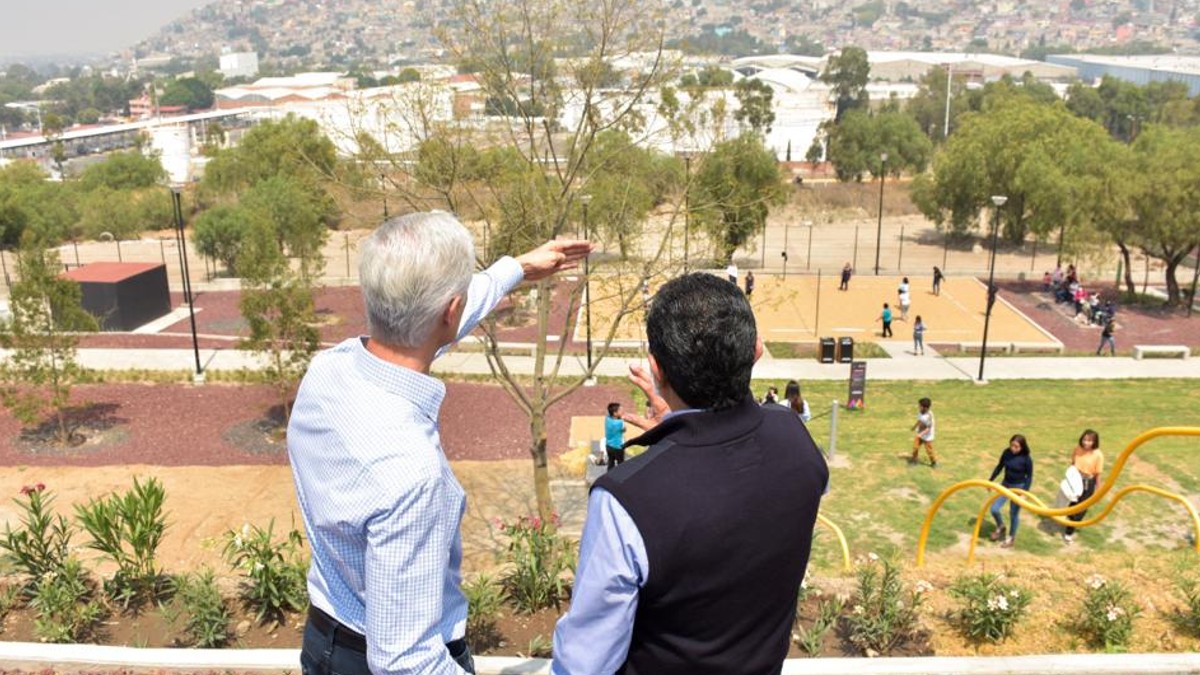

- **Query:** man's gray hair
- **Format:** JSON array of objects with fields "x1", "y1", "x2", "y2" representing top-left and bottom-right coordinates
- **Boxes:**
[{"x1": 359, "y1": 212, "x2": 474, "y2": 348}]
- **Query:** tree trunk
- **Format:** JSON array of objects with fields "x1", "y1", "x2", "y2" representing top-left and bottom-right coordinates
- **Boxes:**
[
  {"x1": 1118, "y1": 242, "x2": 1136, "y2": 298},
  {"x1": 530, "y1": 278, "x2": 555, "y2": 519},
  {"x1": 1164, "y1": 258, "x2": 1182, "y2": 305}
]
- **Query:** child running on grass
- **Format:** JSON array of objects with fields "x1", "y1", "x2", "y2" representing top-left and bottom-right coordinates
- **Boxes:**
[{"x1": 909, "y1": 397, "x2": 937, "y2": 467}]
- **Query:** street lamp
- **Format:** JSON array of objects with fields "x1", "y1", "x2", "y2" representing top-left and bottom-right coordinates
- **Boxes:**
[
  {"x1": 171, "y1": 186, "x2": 203, "y2": 381},
  {"x1": 874, "y1": 152, "x2": 888, "y2": 275},
  {"x1": 683, "y1": 155, "x2": 691, "y2": 273},
  {"x1": 977, "y1": 194, "x2": 1007, "y2": 382},
  {"x1": 581, "y1": 194, "x2": 594, "y2": 381}
]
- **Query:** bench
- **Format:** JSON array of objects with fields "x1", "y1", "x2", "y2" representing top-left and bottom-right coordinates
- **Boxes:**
[
  {"x1": 1133, "y1": 345, "x2": 1190, "y2": 360},
  {"x1": 1010, "y1": 341, "x2": 1064, "y2": 354},
  {"x1": 958, "y1": 341, "x2": 1012, "y2": 354}
]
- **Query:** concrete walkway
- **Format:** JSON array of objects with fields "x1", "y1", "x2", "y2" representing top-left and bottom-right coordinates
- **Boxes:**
[{"x1": 35, "y1": 346, "x2": 1200, "y2": 382}]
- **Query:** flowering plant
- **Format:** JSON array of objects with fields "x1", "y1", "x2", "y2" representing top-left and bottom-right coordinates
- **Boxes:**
[
  {"x1": 1077, "y1": 575, "x2": 1140, "y2": 651},
  {"x1": 843, "y1": 552, "x2": 925, "y2": 655},
  {"x1": 948, "y1": 572, "x2": 1032, "y2": 643},
  {"x1": 498, "y1": 513, "x2": 575, "y2": 613},
  {"x1": 0, "y1": 483, "x2": 74, "y2": 589},
  {"x1": 222, "y1": 520, "x2": 308, "y2": 624}
]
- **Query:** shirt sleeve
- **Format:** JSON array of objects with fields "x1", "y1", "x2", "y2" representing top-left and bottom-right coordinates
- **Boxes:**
[
  {"x1": 364, "y1": 477, "x2": 466, "y2": 675},
  {"x1": 989, "y1": 452, "x2": 1004, "y2": 482},
  {"x1": 436, "y1": 256, "x2": 524, "y2": 359},
  {"x1": 551, "y1": 488, "x2": 647, "y2": 675}
]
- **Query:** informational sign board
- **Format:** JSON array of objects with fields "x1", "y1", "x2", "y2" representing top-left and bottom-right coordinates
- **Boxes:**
[{"x1": 847, "y1": 360, "x2": 867, "y2": 409}]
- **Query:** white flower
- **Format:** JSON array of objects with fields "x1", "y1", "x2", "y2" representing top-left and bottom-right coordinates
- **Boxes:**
[
  {"x1": 253, "y1": 561, "x2": 265, "y2": 572},
  {"x1": 867, "y1": 552, "x2": 880, "y2": 562},
  {"x1": 1087, "y1": 574, "x2": 1106, "y2": 590},
  {"x1": 1009, "y1": 589, "x2": 1021, "y2": 598},
  {"x1": 914, "y1": 580, "x2": 934, "y2": 595},
  {"x1": 1105, "y1": 604, "x2": 1125, "y2": 622},
  {"x1": 987, "y1": 594, "x2": 1009, "y2": 612},
  {"x1": 853, "y1": 604, "x2": 865, "y2": 615}
]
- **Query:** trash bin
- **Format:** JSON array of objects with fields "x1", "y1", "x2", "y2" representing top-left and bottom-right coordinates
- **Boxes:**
[
  {"x1": 819, "y1": 337, "x2": 836, "y2": 363},
  {"x1": 838, "y1": 337, "x2": 854, "y2": 363}
]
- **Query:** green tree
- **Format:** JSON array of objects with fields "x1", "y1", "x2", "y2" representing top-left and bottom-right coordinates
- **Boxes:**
[
  {"x1": 0, "y1": 242, "x2": 98, "y2": 445},
  {"x1": 239, "y1": 175, "x2": 330, "y2": 267},
  {"x1": 400, "y1": 0, "x2": 683, "y2": 518},
  {"x1": 237, "y1": 226, "x2": 321, "y2": 425},
  {"x1": 159, "y1": 78, "x2": 215, "y2": 111},
  {"x1": 193, "y1": 205, "x2": 250, "y2": 274},
  {"x1": 826, "y1": 110, "x2": 931, "y2": 181},
  {"x1": 912, "y1": 96, "x2": 1117, "y2": 245},
  {"x1": 821, "y1": 46, "x2": 870, "y2": 121},
  {"x1": 78, "y1": 151, "x2": 166, "y2": 192},
  {"x1": 733, "y1": 78, "x2": 775, "y2": 134},
  {"x1": 578, "y1": 130, "x2": 682, "y2": 259},
  {"x1": 693, "y1": 133, "x2": 784, "y2": 261},
  {"x1": 201, "y1": 115, "x2": 338, "y2": 195},
  {"x1": 0, "y1": 162, "x2": 77, "y2": 245},
  {"x1": 1128, "y1": 126, "x2": 1200, "y2": 305},
  {"x1": 904, "y1": 66, "x2": 972, "y2": 142}
]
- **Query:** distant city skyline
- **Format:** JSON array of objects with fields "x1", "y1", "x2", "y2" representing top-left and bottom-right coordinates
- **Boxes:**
[{"x1": 4, "y1": 0, "x2": 212, "y2": 59}]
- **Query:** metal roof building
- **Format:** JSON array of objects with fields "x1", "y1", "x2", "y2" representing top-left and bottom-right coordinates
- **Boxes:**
[{"x1": 1046, "y1": 54, "x2": 1200, "y2": 96}]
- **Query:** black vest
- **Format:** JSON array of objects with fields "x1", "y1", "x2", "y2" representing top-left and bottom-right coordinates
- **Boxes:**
[{"x1": 594, "y1": 395, "x2": 828, "y2": 675}]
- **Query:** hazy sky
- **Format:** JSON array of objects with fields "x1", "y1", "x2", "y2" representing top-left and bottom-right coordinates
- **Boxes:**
[{"x1": 5, "y1": 0, "x2": 213, "y2": 58}]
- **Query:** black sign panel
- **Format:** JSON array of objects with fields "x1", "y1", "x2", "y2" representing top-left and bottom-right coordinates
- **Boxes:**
[{"x1": 847, "y1": 361, "x2": 867, "y2": 409}]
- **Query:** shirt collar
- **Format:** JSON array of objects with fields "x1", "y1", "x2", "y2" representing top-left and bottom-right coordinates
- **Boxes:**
[{"x1": 352, "y1": 337, "x2": 446, "y2": 422}]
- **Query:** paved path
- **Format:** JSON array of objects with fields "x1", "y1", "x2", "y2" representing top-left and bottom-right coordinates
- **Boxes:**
[{"x1": 22, "y1": 346, "x2": 1200, "y2": 382}]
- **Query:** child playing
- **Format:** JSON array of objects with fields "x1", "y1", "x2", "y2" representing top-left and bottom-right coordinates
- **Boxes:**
[
  {"x1": 910, "y1": 397, "x2": 937, "y2": 467},
  {"x1": 604, "y1": 402, "x2": 626, "y2": 470}
]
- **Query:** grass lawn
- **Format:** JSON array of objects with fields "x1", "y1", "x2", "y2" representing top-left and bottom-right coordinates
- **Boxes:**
[{"x1": 701, "y1": 378, "x2": 1200, "y2": 572}]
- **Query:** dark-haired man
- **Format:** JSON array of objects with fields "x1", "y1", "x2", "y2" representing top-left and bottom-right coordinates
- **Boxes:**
[{"x1": 551, "y1": 273, "x2": 829, "y2": 674}]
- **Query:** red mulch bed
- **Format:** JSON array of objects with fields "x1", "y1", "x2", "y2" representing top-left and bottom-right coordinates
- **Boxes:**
[
  {"x1": 996, "y1": 280, "x2": 1200, "y2": 354},
  {"x1": 0, "y1": 380, "x2": 628, "y2": 467},
  {"x1": 78, "y1": 280, "x2": 586, "y2": 351}
]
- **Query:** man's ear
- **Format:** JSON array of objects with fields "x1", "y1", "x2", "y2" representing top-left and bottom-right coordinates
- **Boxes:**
[
  {"x1": 754, "y1": 336, "x2": 764, "y2": 364},
  {"x1": 443, "y1": 294, "x2": 465, "y2": 327},
  {"x1": 648, "y1": 354, "x2": 667, "y2": 393}
]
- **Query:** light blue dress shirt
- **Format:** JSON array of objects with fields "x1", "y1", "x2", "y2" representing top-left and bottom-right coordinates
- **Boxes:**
[
  {"x1": 288, "y1": 257, "x2": 523, "y2": 675},
  {"x1": 552, "y1": 409, "x2": 701, "y2": 675}
]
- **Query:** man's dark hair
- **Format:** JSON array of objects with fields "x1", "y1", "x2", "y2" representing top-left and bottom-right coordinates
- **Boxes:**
[{"x1": 646, "y1": 273, "x2": 757, "y2": 410}]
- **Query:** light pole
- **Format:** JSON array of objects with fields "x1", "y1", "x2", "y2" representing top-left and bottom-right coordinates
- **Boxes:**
[
  {"x1": 581, "y1": 194, "x2": 594, "y2": 380},
  {"x1": 683, "y1": 155, "x2": 691, "y2": 273},
  {"x1": 381, "y1": 172, "x2": 389, "y2": 219},
  {"x1": 874, "y1": 152, "x2": 888, "y2": 275},
  {"x1": 977, "y1": 194, "x2": 1007, "y2": 382},
  {"x1": 171, "y1": 186, "x2": 203, "y2": 381}
]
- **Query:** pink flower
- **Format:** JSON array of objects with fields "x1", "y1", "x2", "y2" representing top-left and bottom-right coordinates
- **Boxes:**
[
  {"x1": 35, "y1": 483, "x2": 45, "y2": 492},
  {"x1": 19, "y1": 485, "x2": 34, "y2": 496},
  {"x1": 531, "y1": 516, "x2": 543, "y2": 530}
]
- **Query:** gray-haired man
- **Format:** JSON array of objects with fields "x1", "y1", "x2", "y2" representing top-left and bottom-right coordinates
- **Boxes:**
[{"x1": 288, "y1": 211, "x2": 589, "y2": 675}]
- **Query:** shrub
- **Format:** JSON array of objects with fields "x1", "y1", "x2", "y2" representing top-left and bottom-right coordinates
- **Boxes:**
[
  {"x1": 1076, "y1": 574, "x2": 1140, "y2": 652},
  {"x1": 842, "y1": 553, "x2": 926, "y2": 655},
  {"x1": 1176, "y1": 572, "x2": 1200, "y2": 637},
  {"x1": 463, "y1": 573, "x2": 506, "y2": 647},
  {"x1": 74, "y1": 476, "x2": 171, "y2": 608},
  {"x1": 499, "y1": 514, "x2": 575, "y2": 613},
  {"x1": 222, "y1": 520, "x2": 308, "y2": 624},
  {"x1": 169, "y1": 568, "x2": 233, "y2": 647},
  {"x1": 948, "y1": 573, "x2": 1031, "y2": 643},
  {"x1": 795, "y1": 595, "x2": 844, "y2": 657},
  {"x1": 29, "y1": 557, "x2": 106, "y2": 643},
  {"x1": 0, "y1": 483, "x2": 74, "y2": 590}
]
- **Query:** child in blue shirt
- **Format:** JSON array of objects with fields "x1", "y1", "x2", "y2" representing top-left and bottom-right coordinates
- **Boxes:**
[{"x1": 604, "y1": 402, "x2": 626, "y2": 470}]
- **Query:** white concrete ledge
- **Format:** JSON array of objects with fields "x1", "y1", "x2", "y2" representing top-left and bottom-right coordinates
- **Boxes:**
[{"x1": 2, "y1": 644, "x2": 1200, "y2": 675}]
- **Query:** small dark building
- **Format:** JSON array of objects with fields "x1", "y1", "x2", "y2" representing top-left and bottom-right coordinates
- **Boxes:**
[{"x1": 63, "y1": 262, "x2": 172, "y2": 332}]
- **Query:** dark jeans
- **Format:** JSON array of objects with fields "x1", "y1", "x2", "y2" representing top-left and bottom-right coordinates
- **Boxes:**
[
  {"x1": 300, "y1": 614, "x2": 476, "y2": 675},
  {"x1": 606, "y1": 445, "x2": 625, "y2": 471},
  {"x1": 1065, "y1": 477, "x2": 1097, "y2": 536},
  {"x1": 881, "y1": 320, "x2": 892, "y2": 337}
]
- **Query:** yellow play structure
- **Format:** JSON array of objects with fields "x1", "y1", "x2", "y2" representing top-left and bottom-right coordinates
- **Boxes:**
[{"x1": 916, "y1": 426, "x2": 1200, "y2": 567}]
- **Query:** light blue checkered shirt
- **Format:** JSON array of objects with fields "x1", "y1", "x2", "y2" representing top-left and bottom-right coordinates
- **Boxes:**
[{"x1": 288, "y1": 257, "x2": 523, "y2": 675}]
